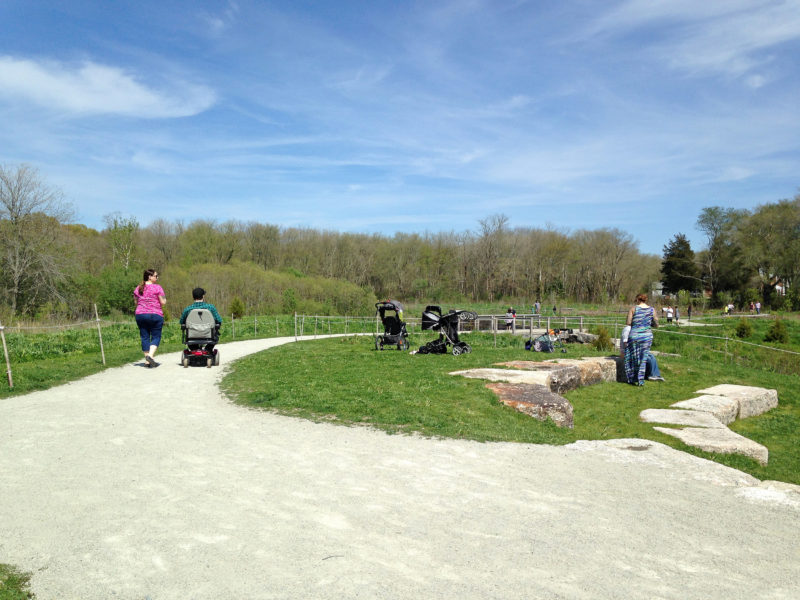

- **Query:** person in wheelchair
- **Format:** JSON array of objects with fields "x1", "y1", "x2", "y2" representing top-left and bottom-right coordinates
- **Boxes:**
[{"x1": 179, "y1": 287, "x2": 222, "y2": 352}]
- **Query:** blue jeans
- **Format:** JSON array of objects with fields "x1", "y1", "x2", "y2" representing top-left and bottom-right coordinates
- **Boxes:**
[
  {"x1": 644, "y1": 352, "x2": 661, "y2": 378},
  {"x1": 135, "y1": 314, "x2": 164, "y2": 351}
]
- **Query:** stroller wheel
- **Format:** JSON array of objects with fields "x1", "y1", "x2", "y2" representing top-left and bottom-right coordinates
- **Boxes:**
[
  {"x1": 400, "y1": 338, "x2": 409, "y2": 351},
  {"x1": 452, "y1": 345, "x2": 462, "y2": 356},
  {"x1": 463, "y1": 344, "x2": 472, "y2": 353},
  {"x1": 374, "y1": 337, "x2": 381, "y2": 351}
]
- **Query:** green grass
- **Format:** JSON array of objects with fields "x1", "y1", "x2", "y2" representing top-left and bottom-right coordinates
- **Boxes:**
[
  {"x1": 221, "y1": 332, "x2": 800, "y2": 485},
  {"x1": 0, "y1": 564, "x2": 34, "y2": 600}
]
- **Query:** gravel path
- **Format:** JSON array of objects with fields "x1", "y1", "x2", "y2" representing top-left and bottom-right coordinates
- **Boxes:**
[{"x1": 1, "y1": 336, "x2": 799, "y2": 599}]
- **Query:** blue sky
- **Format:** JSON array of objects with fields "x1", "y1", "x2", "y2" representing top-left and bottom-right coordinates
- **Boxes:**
[{"x1": 1, "y1": 0, "x2": 799, "y2": 255}]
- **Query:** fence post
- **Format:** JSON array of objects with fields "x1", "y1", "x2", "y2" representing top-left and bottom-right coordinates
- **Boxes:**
[
  {"x1": 547, "y1": 316, "x2": 551, "y2": 332},
  {"x1": 0, "y1": 321, "x2": 12, "y2": 388},
  {"x1": 232, "y1": 315, "x2": 235, "y2": 340},
  {"x1": 93, "y1": 303, "x2": 106, "y2": 366},
  {"x1": 294, "y1": 312, "x2": 297, "y2": 341},
  {"x1": 276, "y1": 317, "x2": 279, "y2": 337},
  {"x1": 314, "y1": 316, "x2": 318, "y2": 339},
  {"x1": 254, "y1": 316, "x2": 257, "y2": 337},
  {"x1": 580, "y1": 316, "x2": 583, "y2": 332},
  {"x1": 345, "y1": 316, "x2": 348, "y2": 335},
  {"x1": 564, "y1": 316, "x2": 567, "y2": 329}
]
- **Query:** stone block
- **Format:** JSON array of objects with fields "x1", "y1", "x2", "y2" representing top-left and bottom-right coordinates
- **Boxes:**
[
  {"x1": 671, "y1": 395, "x2": 739, "y2": 425},
  {"x1": 486, "y1": 383, "x2": 574, "y2": 428},
  {"x1": 695, "y1": 384, "x2": 778, "y2": 419},
  {"x1": 653, "y1": 426, "x2": 769, "y2": 465},
  {"x1": 492, "y1": 362, "x2": 583, "y2": 393},
  {"x1": 450, "y1": 368, "x2": 551, "y2": 386},
  {"x1": 640, "y1": 409, "x2": 726, "y2": 428}
]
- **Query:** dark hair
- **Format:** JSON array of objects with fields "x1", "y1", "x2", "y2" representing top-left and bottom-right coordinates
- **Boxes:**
[
  {"x1": 635, "y1": 293, "x2": 648, "y2": 304},
  {"x1": 139, "y1": 269, "x2": 157, "y2": 296},
  {"x1": 192, "y1": 287, "x2": 206, "y2": 300}
]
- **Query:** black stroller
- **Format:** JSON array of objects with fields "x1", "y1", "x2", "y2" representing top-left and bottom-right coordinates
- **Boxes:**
[
  {"x1": 374, "y1": 300, "x2": 410, "y2": 351},
  {"x1": 418, "y1": 305, "x2": 478, "y2": 356}
]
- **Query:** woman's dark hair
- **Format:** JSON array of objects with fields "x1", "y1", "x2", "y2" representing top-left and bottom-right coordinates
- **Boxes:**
[
  {"x1": 635, "y1": 293, "x2": 648, "y2": 304},
  {"x1": 138, "y1": 269, "x2": 157, "y2": 296}
]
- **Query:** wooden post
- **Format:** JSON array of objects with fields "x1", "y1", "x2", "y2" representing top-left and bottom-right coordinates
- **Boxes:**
[
  {"x1": 345, "y1": 316, "x2": 348, "y2": 335},
  {"x1": 254, "y1": 316, "x2": 257, "y2": 336},
  {"x1": 294, "y1": 312, "x2": 297, "y2": 341},
  {"x1": 314, "y1": 316, "x2": 318, "y2": 339},
  {"x1": 580, "y1": 316, "x2": 583, "y2": 332},
  {"x1": 232, "y1": 315, "x2": 235, "y2": 339},
  {"x1": 94, "y1": 304, "x2": 106, "y2": 366},
  {"x1": 0, "y1": 321, "x2": 12, "y2": 388}
]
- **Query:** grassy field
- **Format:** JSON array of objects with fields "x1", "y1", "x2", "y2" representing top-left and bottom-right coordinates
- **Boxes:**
[{"x1": 220, "y1": 328, "x2": 800, "y2": 485}]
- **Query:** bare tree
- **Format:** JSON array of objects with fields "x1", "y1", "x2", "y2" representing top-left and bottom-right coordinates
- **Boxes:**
[
  {"x1": 0, "y1": 164, "x2": 73, "y2": 316},
  {"x1": 103, "y1": 212, "x2": 140, "y2": 271}
]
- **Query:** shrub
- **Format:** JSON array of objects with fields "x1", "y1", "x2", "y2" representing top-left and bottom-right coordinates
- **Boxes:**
[
  {"x1": 764, "y1": 319, "x2": 789, "y2": 344},
  {"x1": 735, "y1": 318, "x2": 752, "y2": 339},
  {"x1": 230, "y1": 296, "x2": 246, "y2": 319},
  {"x1": 591, "y1": 326, "x2": 614, "y2": 351}
]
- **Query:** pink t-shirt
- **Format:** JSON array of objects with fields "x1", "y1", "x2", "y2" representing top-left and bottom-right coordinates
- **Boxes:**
[{"x1": 134, "y1": 283, "x2": 165, "y2": 316}]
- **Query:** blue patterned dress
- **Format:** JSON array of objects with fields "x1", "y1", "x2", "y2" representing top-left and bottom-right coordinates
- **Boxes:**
[{"x1": 625, "y1": 306, "x2": 654, "y2": 385}]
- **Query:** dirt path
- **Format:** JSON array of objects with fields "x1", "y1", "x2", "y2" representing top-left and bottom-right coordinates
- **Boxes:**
[{"x1": 1, "y1": 336, "x2": 798, "y2": 599}]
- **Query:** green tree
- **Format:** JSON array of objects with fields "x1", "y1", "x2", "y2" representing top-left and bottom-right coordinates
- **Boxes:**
[
  {"x1": 103, "y1": 212, "x2": 140, "y2": 271},
  {"x1": 661, "y1": 233, "x2": 700, "y2": 294}
]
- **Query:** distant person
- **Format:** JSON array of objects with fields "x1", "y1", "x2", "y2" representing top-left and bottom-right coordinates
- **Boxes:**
[
  {"x1": 504, "y1": 307, "x2": 515, "y2": 331},
  {"x1": 755, "y1": 301, "x2": 761, "y2": 314},
  {"x1": 687, "y1": 304, "x2": 692, "y2": 321},
  {"x1": 666, "y1": 306, "x2": 674, "y2": 324},
  {"x1": 552, "y1": 304, "x2": 557, "y2": 315},
  {"x1": 624, "y1": 293, "x2": 658, "y2": 386},
  {"x1": 133, "y1": 268, "x2": 166, "y2": 368},
  {"x1": 749, "y1": 301, "x2": 755, "y2": 314},
  {"x1": 180, "y1": 287, "x2": 223, "y2": 352},
  {"x1": 674, "y1": 306, "x2": 680, "y2": 324},
  {"x1": 534, "y1": 300, "x2": 541, "y2": 315}
]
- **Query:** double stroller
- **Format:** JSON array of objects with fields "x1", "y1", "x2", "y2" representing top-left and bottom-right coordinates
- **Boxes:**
[
  {"x1": 374, "y1": 300, "x2": 410, "y2": 351},
  {"x1": 418, "y1": 305, "x2": 478, "y2": 356},
  {"x1": 181, "y1": 308, "x2": 221, "y2": 367}
]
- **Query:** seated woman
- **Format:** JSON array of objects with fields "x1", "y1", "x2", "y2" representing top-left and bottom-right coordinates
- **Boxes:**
[{"x1": 624, "y1": 293, "x2": 658, "y2": 386}]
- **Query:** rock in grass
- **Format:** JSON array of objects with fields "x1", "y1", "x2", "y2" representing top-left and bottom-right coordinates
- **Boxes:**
[
  {"x1": 671, "y1": 395, "x2": 739, "y2": 425},
  {"x1": 695, "y1": 384, "x2": 778, "y2": 419},
  {"x1": 653, "y1": 426, "x2": 769, "y2": 465},
  {"x1": 485, "y1": 383, "x2": 574, "y2": 428}
]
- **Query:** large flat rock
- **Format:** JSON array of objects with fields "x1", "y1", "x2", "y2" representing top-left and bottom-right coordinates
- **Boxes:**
[
  {"x1": 493, "y1": 361, "x2": 583, "y2": 393},
  {"x1": 671, "y1": 395, "x2": 739, "y2": 424},
  {"x1": 653, "y1": 426, "x2": 769, "y2": 465},
  {"x1": 695, "y1": 384, "x2": 778, "y2": 419},
  {"x1": 450, "y1": 368, "x2": 552, "y2": 386},
  {"x1": 640, "y1": 409, "x2": 726, "y2": 428},
  {"x1": 485, "y1": 383, "x2": 574, "y2": 428}
]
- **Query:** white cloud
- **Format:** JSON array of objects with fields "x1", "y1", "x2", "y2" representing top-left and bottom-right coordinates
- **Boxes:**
[
  {"x1": 0, "y1": 56, "x2": 215, "y2": 118},
  {"x1": 587, "y1": 0, "x2": 800, "y2": 81}
]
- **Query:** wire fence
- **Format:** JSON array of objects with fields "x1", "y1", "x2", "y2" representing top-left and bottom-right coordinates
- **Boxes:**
[{"x1": 1, "y1": 310, "x2": 796, "y2": 388}]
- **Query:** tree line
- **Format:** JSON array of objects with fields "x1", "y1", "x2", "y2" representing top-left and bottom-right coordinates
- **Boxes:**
[
  {"x1": 3, "y1": 163, "x2": 795, "y2": 320},
  {"x1": 661, "y1": 196, "x2": 800, "y2": 311}
]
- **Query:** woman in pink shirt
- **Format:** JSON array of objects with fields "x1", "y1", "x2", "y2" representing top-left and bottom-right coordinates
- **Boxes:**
[{"x1": 133, "y1": 268, "x2": 167, "y2": 367}]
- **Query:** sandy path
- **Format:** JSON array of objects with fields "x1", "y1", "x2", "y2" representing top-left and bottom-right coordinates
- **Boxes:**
[{"x1": 1, "y1": 335, "x2": 799, "y2": 599}]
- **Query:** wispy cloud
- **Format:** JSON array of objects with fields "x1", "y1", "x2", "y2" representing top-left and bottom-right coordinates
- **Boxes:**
[
  {"x1": 0, "y1": 56, "x2": 215, "y2": 117},
  {"x1": 586, "y1": 0, "x2": 800, "y2": 82}
]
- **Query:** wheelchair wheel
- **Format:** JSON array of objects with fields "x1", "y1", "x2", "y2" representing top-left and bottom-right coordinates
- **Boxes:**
[
  {"x1": 214, "y1": 351, "x2": 220, "y2": 366},
  {"x1": 206, "y1": 357, "x2": 213, "y2": 368},
  {"x1": 182, "y1": 356, "x2": 189, "y2": 368}
]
